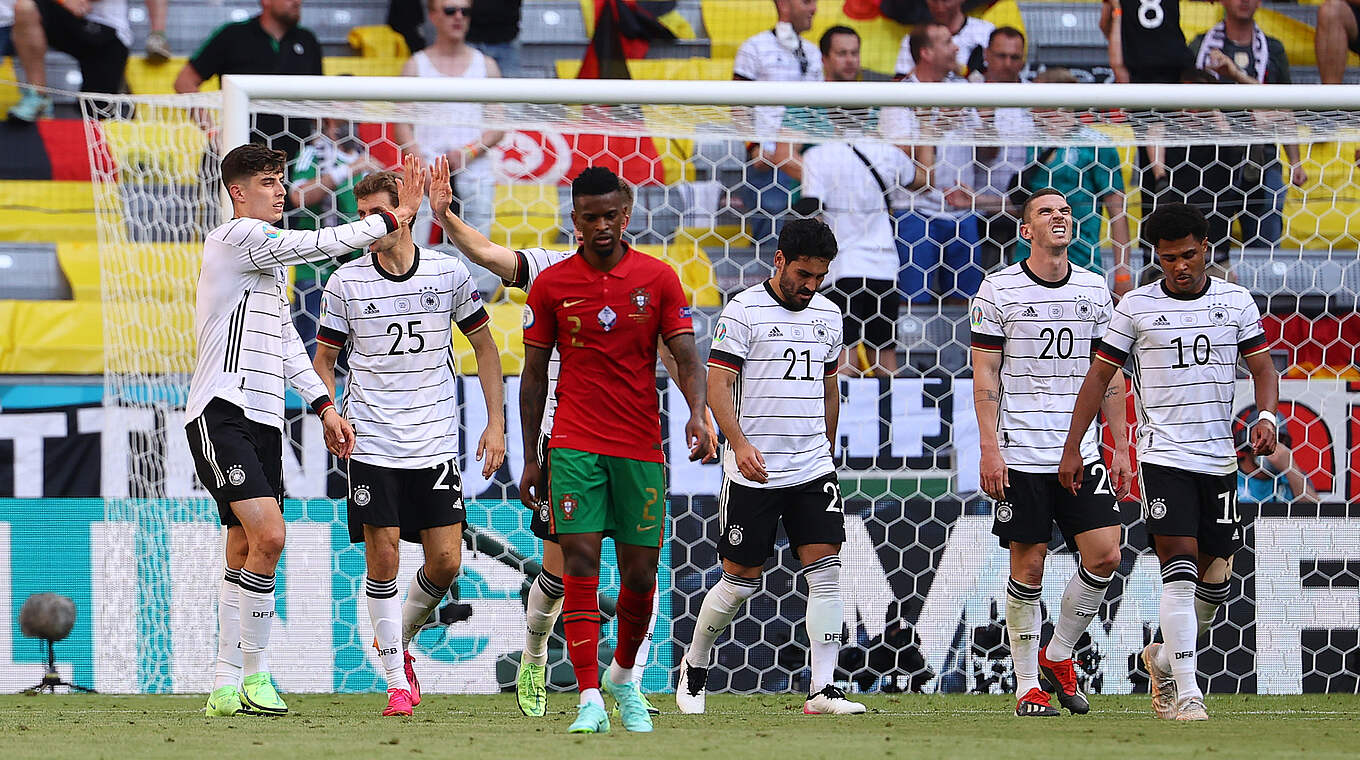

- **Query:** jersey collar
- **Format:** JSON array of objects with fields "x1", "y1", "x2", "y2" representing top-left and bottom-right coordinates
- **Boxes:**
[
  {"x1": 1020, "y1": 258, "x2": 1071, "y2": 288},
  {"x1": 1159, "y1": 276, "x2": 1213, "y2": 301},
  {"x1": 372, "y1": 247, "x2": 420, "y2": 282},
  {"x1": 574, "y1": 242, "x2": 636, "y2": 278},
  {"x1": 763, "y1": 279, "x2": 807, "y2": 311}
]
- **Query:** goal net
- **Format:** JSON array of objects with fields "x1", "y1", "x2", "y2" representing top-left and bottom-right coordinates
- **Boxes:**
[{"x1": 84, "y1": 76, "x2": 1360, "y2": 696}]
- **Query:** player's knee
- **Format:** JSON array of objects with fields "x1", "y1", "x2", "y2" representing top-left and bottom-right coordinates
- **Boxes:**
[
  {"x1": 1319, "y1": 0, "x2": 1350, "y2": 29},
  {"x1": 1085, "y1": 547, "x2": 1121, "y2": 578},
  {"x1": 620, "y1": 565, "x2": 658, "y2": 593},
  {"x1": 423, "y1": 551, "x2": 460, "y2": 588},
  {"x1": 250, "y1": 527, "x2": 286, "y2": 563}
]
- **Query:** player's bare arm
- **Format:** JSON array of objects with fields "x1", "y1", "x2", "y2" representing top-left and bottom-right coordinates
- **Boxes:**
[
  {"x1": 664, "y1": 332, "x2": 716, "y2": 463},
  {"x1": 970, "y1": 347, "x2": 1008, "y2": 500},
  {"x1": 1244, "y1": 350, "x2": 1280, "y2": 456},
  {"x1": 1099, "y1": 364, "x2": 1132, "y2": 500},
  {"x1": 1059, "y1": 358, "x2": 1121, "y2": 494},
  {"x1": 309, "y1": 340, "x2": 355, "y2": 459},
  {"x1": 518, "y1": 343, "x2": 552, "y2": 507},
  {"x1": 824, "y1": 372, "x2": 840, "y2": 449},
  {"x1": 707, "y1": 366, "x2": 766, "y2": 483},
  {"x1": 429, "y1": 155, "x2": 518, "y2": 277},
  {"x1": 658, "y1": 337, "x2": 718, "y2": 462},
  {"x1": 466, "y1": 323, "x2": 507, "y2": 478}
]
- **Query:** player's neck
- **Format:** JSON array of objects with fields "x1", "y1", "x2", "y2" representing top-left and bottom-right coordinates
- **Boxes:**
[
  {"x1": 375, "y1": 243, "x2": 417, "y2": 277},
  {"x1": 1025, "y1": 249, "x2": 1070, "y2": 283},
  {"x1": 579, "y1": 242, "x2": 628, "y2": 272}
]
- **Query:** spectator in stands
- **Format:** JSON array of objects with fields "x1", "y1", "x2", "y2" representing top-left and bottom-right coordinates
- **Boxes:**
[
  {"x1": 822, "y1": 24, "x2": 861, "y2": 83},
  {"x1": 3, "y1": 0, "x2": 54, "y2": 122},
  {"x1": 1236, "y1": 424, "x2": 1319, "y2": 504},
  {"x1": 7, "y1": 0, "x2": 131, "y2": 119},
  {"x1": 1019, "y1": 68, "x2": 1132, "y2": 294},
  {"x1": 892, "y1": 0, "x2": 993, "y2": 79},
  {"x1": 144, "y1": 0, "x2": 169, "y2": 62},
  {"x1": 1189, "y1": 0, "x2": 1307, "y2": 249},
  {"x1": 393, "y1": 0, "x2": 505, "y2": 248},
  {"x1": 882, "y1": 23, "x2": 985, "y2": 304},
  {"x1": 777, "y1": 26, "x2": 879, "y2": 178},
  {"x1": 174, "y1": 0, "x2": 323, "y2": 161},
  {"x1": 467, "y1": 0, "x2": 522, "y2": 77},
  {"x1": 288, "y1": 118, "x2": 382, "y2": 354},
  {"x1": 1315, "y1": 0, "x2": 1360, "y2": 84},
  {"x1": 388, "y1": 0, "x2": 426, "y2": 54},
  {"x1": 971, "y1": 26, "x2": 1032, "y2": 268},
  {"x1": 798, "y1": 136, "x2": 917, "y2": 376},
  {"x1": 732, "y1": 0, "x2": 822, "y2": 252}
]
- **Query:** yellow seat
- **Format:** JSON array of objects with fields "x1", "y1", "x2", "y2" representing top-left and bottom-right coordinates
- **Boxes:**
[
  {"x1": 124, "y1": 55, "x2": 191, "y2": 95},
  {"x1": 323, "y1": 56, "x2": 407, "y2": 77},
  {"x1": 348, "y1": 26, "x2": 411, "y2": 59},
  {"x1": 0, "y1": 181, "x2": 102, "y2": 242},
  {"x1": 450, "y1": 300, "x2": 527, "y2": 375},
  {"x1": 631, "y1": 242, "x2": 722, "y2": 307},
  {"x1": 1284, "y1": 140, "x2": 1360, "y2": 249},
  {"x1": 491, "y1": 184, "x2": 562, "y2": 251},
  {"x1": 101, "y1": 121, "x2": 210, "y2": 185},
  {"x1": 72, "y1": 241, "x2": 202, "y2": 303},
  {"x1": 0, "y1": 301, "x2": 104, "y2": 374}
]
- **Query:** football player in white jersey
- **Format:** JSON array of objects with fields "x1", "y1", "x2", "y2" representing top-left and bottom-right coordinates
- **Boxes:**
[
  {"x1": 970, "y1": 188, "x2": 1131, "y2": 717},
  {"x1": 427, "y1": 156, "x2": 715, "y2": 716},
  {"x1": 312, "y1": 171, "x2": 506, "y2": 717},
  {"x1": 1060, "y1": 202, "x2": 1278, "y2": 721},
  {"x1": 185, "y1": 146, "x2": 423, "y2": 718},
  {"x1": 676, "y1": 217, "x2": 865, "y2": 716}
]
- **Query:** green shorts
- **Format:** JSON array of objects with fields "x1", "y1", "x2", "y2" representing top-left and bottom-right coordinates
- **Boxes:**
[{"x1": 548, "y1": 447, "x2": 667, "y2": 547}]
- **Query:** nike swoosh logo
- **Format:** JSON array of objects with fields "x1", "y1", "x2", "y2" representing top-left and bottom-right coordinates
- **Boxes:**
[
  {"x1": 636, "y1": 523, "x2": 657, "y2": 532},
  {"x1": 563, "y1": 298, "x2": 586, "y2": 307},
  {"x1": 570, "y1": 639, "x2": 590, "y2": 648}
]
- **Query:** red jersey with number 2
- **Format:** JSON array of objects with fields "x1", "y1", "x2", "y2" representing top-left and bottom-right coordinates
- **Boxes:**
[{"x1": 522, "y1": 246, "x2": 694, "y2": 463}]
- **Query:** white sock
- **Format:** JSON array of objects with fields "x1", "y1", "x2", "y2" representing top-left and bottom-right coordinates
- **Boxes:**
[
  {"x1": 607, "y1": 659, "x2": 632, "y2": 686},
  {"x1": 401, "y1": 567, "x2": 450, "y2": 650},
  {"x1": 367, "y1": 576, "x2": 409, "y2": 692},
  {"x1": 580, "y1": 687, "x2": 604, "y2": 708},
  {"x1": 803, "y1": 555, "x2": 843, "y2": 693},
  {"x1": 1006, "y1": 577, "x2": 1043, "y2": 695},
  {"x1": 631, "y1": 589, "x2": 661, "y2": 687},
  {"x1": 1160, "y1": 556, "x2": 1203, "y2": 701},
  {"x1": 684, "y1": 571, "x2": 760, "y2": 668},
  {"x1": 237, "y1": 569, "x2": 276, "y2": 676},
  {"x1": 1045, "y1": 565, "x2": 1113, "y2": 662},
  {"x1": 1195, "y1": 579, "x2": 1231, "y2": 637},
  {"x1": 213, "y1": 567, "x2": 244, "y2": 689},
  {"x1": 524, "y1": 571, "x2": 564, "y2": 667}
]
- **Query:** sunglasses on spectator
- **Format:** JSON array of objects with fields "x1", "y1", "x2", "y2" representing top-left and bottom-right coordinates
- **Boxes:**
[{"x1": 442, "y1": 6, "x2": 471, "y2": 16}]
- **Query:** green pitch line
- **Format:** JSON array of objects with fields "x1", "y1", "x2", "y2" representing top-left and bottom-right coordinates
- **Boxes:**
[{"x1": 1, "y1": 694, "x2": 1356, "y2": 760}]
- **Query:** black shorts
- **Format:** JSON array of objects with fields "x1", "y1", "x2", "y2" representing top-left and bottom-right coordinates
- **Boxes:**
[
  {"x1": 185, "y1": 399, "x2": 284, "y2": 527},
  {"x1": 1139, "y1": 462, "x2": 1241, "y2": 559},
  {"x1": 346, "y1": 457, "x2": 466, "y2": 544},
  {"x1": 529, "y1": 431, "x2": 558, "y2": 544},
  {"x1": 718, "y1": 472, "x2": 846, "y2": 567},
  {"x1": 824, "y1": 278, "x2": 900, "y2": 351},
  {"x1": 992, "y1": 462, "x2": 1123, "y2": 549},
  {"x1": 34, "y1": 0, "x2": 129, "y2": 94}
]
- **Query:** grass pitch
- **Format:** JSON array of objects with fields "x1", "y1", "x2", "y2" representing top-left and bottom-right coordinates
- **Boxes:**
[{"x1": 1, "y1": 693, "x2": 1356, "y2": 760}]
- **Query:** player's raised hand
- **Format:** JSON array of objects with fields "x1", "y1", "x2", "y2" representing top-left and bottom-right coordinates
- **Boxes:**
[
  {"x1": 476, "y1": 424, "x2": 506, "y2": 479},
  {"x1": 686, "y1": 411, "x2": 715, "y2": 463},
  {"x1": 1251, "y1": 417, "x2": 1278, "y2": 457},
  {"x1": 519, "y1": 460, "x2": 542, "y2": 509},
  {"x1": 979, "y1": 444, "x2": 1008, "y2": 500},
  {"x1": 733, "y1": 440, "x2": 767, "y2": 483},
  {"x1": 321, "y1": 408, "x2": 355, "y2": 459},
  {"x1": 1109, "y1": 449, "x2": 1133, "y2": 501},
  {"x1": 395, "y1": 153, "x2": 426, "y2": 226},
  {"x1": 1058, "y1": 445, "x2": 1084, "y2": 495},
  {"x1": 429, "y1": 155, "x2": 455, "y2": 221}
]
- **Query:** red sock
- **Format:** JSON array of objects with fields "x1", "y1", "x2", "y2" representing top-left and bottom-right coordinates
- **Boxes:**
[
  {"x1": 612, "y1": 583, "x2": 656, "y2": 669},
  {"x1": 562, "y1": 575, "x2": 601, "y2": 691}
]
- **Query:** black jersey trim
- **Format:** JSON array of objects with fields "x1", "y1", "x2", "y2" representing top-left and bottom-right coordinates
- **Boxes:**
[
  {"x1": 317, "y1": 325, "x2": 348, "y2": 348},
  {"x1": 372, "y1": 248, "x2": 420, "y2": 283},
  {"x1": 223, "y1": 289, "x2": 249, "y2": 372},
  {"x1": 1158, "y1": 276, "x2": 1213, "y2": 301},
  {"x1": 1019, "y1": 258, "x2": 1071, "y2": 289}
]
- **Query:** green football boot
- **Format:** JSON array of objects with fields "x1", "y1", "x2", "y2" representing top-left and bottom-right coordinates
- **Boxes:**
[
  {"x1": 516, "y1": 661, "x2": 547, "y2": 717},
  {"x1": 204, "y1": 685, "x2": 243, "y2": 717},
  {"x1": 240, "y1": 672, "x2": 288, "y2": 716},
  {"x1": 567, "y1": 701, "x2": 610, "y2": 734},
  {"x1": 603, "y1": 678, "x2": 654, "y2": 732}
]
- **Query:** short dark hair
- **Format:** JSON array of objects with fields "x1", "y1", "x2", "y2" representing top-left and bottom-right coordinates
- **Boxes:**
[
  {"x1": 909, "y1": 22, "x2": 946, "y2": 65},
  {"x1": 571, "y1": 166, "x2": 624, "y2": 204},
  {"x1": 220, "y1": 143, "x2": 286, "y2": 191},
  {"x1": 988, "y1": 26, "x2": 1025, "y2": 47},
  {"x1": 1143, "y1": 202, "x2": 1209, "y2": 246},
  {"x1": 819, "y1": 25, "x2": 859, "y2": 56},
  {"x1": 353, "y1": 171, "x2": 400, "y2": 207},
  {"x1": 1022, "y1": 187, "x2": 1067, "y2": 221},
  {"x1": 777, "y1": 217, "x2": 838, "y2": 262}
]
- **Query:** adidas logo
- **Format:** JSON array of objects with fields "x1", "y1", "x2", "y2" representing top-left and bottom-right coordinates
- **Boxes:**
[
  {"x1": 1154, "y1": 315, "x2": 1170, "y2": 326},
  {"x1": 769, "y1": 326, "x2": 783, "y2": 337},
  {"x1": 364, "y1": 303, "x2": 379, "y2": 315},
  {"x1": 1021, "y1": 306, "x2": 1038, "y2": 317}
]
